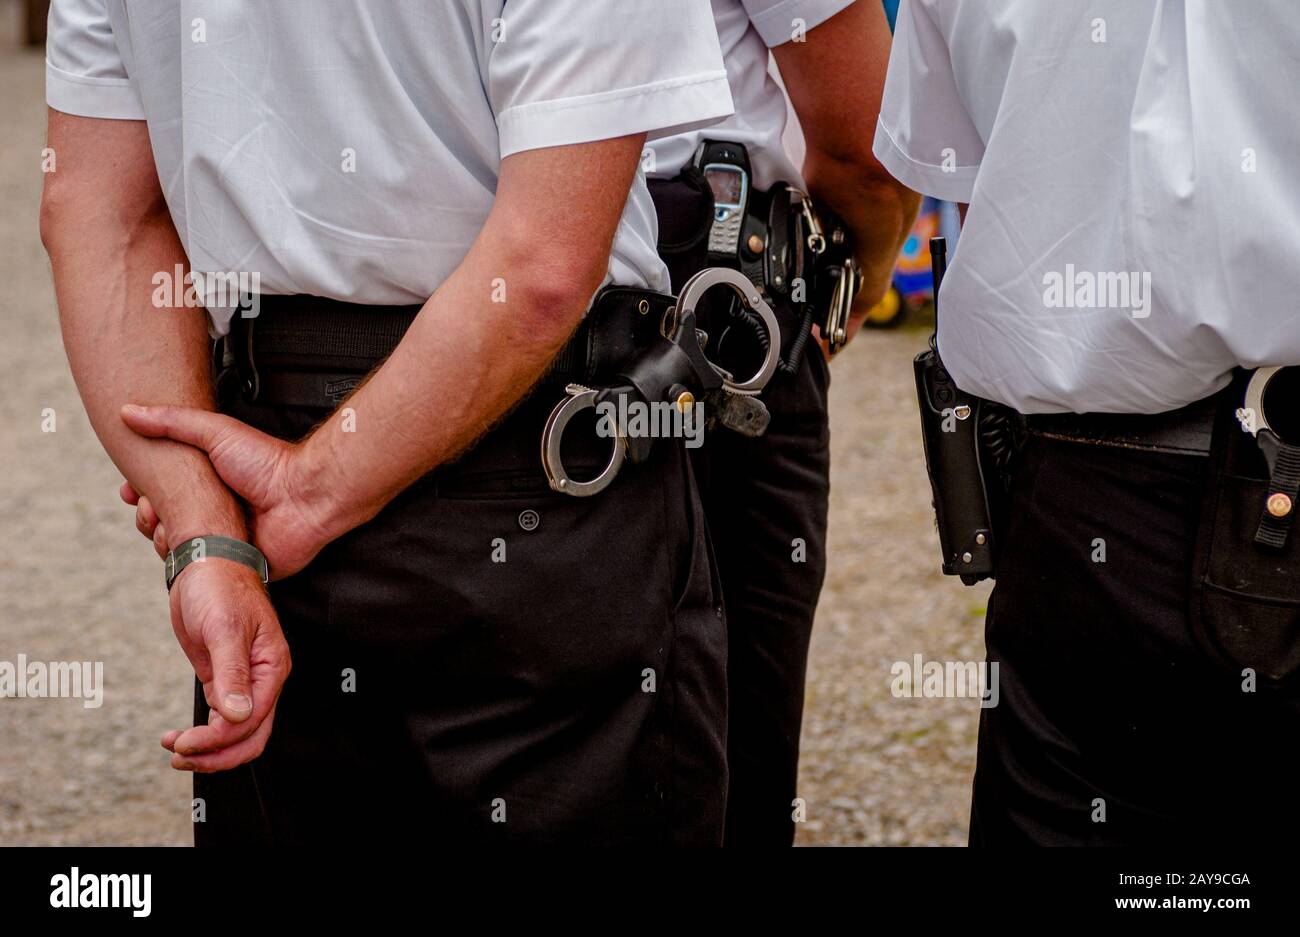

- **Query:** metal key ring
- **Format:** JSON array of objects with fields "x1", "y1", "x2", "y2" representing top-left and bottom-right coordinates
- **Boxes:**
[
  {"x1": 676, "y1": 267, "x2": 782, "y2": 395},
  {"x1": 541, "y1": 385, "x2": 626, "y2": 497}
]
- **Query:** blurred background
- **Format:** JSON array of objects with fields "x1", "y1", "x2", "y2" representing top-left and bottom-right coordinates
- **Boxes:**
[{"x1": 0, "y1": 0, "x2": 991, "y2": 845}]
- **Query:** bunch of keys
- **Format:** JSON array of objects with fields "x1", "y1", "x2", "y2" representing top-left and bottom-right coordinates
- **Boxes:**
[
  {"x1": 824, "y1": 255, "x2": 861, "y2": 356},
  {"x1": 790, "y1": 188, "x2": 859, "y2": 356}
]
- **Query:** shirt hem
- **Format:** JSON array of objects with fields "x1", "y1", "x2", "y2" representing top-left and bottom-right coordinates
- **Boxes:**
[
  {"x1": 46, "y1": 59, "x2": 146, "y2": 121},
  {"x1": 497, "y1": 71, "x2": 734, "y2": 159},
  {"x1": 873, "y1": 118, "x2": 978, "y2": 204},
  {"x1": 749, "y1": 0, "x2": 857, "y2": 48}
]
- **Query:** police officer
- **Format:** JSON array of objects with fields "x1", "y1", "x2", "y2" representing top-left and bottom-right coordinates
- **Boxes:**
[
  {"x1": 875, "y1": 0, "x2": 1300, "y2": 845},
  {"x1": 647, "y1": 0, "x2": 917, "y2": 845},
  {"x1": 42, "y1": 0, "x2": 739, "y2": 845}
]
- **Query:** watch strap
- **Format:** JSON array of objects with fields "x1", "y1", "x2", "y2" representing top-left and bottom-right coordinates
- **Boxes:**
[{"x1": 165, "y1": 535, "x2": 270, "y2": 591}]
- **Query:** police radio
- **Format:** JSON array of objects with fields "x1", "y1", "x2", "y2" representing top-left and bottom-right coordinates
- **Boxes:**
[
  {"x1": 696, "y1": 140, "x2": 752, "y2": 264},
  {"x1": 914, "y1": 237, "x2": 1008, "y2": 585}
]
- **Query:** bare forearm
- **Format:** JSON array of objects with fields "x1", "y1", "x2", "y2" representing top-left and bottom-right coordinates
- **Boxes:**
[
  {"x1": 42, "y1": 112, "x2": 244, "y2": 548},
  {"x1": 299, "y1": 248, "x2": 584, "y2": 533},
  {"x1": 805, "y1": 151, "x2": 920, "y2": 306},
  {"x1": 773, "y1": 1, "x2": 920, "y2": 309},
  {"x1": 295, "y1": 136, "x2": 644, "y2": 538}
]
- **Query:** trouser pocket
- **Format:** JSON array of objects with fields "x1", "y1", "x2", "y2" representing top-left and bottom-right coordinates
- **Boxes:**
[
  {"x1": 1193, "y1": 472, "x2": 1300, "y2": 685},
  {"x1": 319, "y1": 421, "x2": 724, "y2": 841},
  {"x1": 1191, "y1": 376, "x2": 1300, "y2": 687}
]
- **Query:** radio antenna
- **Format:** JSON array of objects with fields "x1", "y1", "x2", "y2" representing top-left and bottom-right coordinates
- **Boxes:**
[{"x1": 929, "y1": 236, "x2": 947, "y2": 353}]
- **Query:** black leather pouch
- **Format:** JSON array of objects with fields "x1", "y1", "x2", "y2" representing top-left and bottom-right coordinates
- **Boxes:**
[
  {"x1": 543, "y1": 286, "x2": 676, "y2": 390},
  {"x1": 1190, "y1": 372, "x2": 1300, "y2": 686},
  {"x1": 648, "y1": 167, "x2": 715, "y2": 294}
]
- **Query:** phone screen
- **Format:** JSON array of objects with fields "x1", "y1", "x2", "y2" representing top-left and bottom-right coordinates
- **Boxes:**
[{"x1": 706, "y1": 166, "x2": 744, "y2": 208}]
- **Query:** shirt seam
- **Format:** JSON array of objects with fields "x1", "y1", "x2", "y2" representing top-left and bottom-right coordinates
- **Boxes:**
[{"x1": 496, "y1": 70, "x2": 728, "y2": 125}]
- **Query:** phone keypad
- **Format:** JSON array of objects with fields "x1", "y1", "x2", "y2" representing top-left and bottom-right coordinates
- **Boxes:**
[{"x1": 710, "y1": 209, "x2": 743, "y2": 253}]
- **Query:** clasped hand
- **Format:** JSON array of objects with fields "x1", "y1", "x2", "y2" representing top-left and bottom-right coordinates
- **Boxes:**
[{"x1": 119, "y1": 404, "x2": 340, "y2": 774}]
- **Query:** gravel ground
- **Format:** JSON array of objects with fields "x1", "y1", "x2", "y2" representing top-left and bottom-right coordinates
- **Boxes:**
[{"x1": 0, "y1": 13, "x2": 989, "y2": 846}]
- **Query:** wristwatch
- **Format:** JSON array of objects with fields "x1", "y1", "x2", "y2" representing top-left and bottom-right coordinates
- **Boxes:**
[{"x1": 164, "y1": 535, "x2": 270, "y2": 591}]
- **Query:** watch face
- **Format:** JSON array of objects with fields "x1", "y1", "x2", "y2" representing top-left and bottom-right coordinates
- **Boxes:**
[{"x1": 705, "y1": 165, "x2": 744, "y2": 208}]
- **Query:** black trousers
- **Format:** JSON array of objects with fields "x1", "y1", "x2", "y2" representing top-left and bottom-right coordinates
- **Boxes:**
[
  {"x1": 970, "y1": 434, "x2": 1300, "y2": 846},
  {"x1": 194, "y1": 361, "x2": 727, "y2": 846},
  {"x1": 697, "y1": 348, "x2": 831, "y2": 846}
]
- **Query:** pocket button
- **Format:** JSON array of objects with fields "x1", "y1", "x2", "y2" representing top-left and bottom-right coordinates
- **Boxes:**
[{"x1": 518, "y1": 509, "x2": 541, "y2": 532}]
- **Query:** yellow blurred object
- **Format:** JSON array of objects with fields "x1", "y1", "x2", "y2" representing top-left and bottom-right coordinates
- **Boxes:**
[{"x1": 864, "y1": 286, "x2": 905, "y2": 329}]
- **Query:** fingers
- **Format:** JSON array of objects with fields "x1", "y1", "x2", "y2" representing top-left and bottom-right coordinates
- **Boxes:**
[
  {"x1": 120, "y1": 404, "x2": 286, "y2": 509},
  {"x1": 811, "y1": 324, "x2": 833, "y2": 362},
  {"x1": 131, "y1": 496, "x2": 169, "y2": 558},
  {"x1": 134, "y1": 496, "x2": 158, "y2": 539},
  {"x1": 204, "y1": 621, "x2": 256, "y2": 724},
  {"x1": 164, "y1": 624, "x2": 291, "y2": 758},
  {"x1": 123, "y1": 490, "x2": 167, "y2": 557},
  {"x1": 120, "y1": 403, "x2": 242, "y2": 456},
  {"x1": 164, "y1": 662, "x2": 285, "y2": 759},
  {"x1": 169, "y1": 708, "x2": 277, "y2": 773},
  {"x1": 161, "y1": 539, "x2": 293, "y2": 770}
]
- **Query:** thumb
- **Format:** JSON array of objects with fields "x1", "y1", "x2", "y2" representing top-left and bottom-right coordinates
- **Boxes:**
[
  {"x1": 204, "y1": 624, "x2": 256, "y2": 724},
  {"x1": 121, "y1": 404, "x2": 241, "y2": 453},
  {"x1": 121, "y1": 404, "x2": 281, "y2": 504}
]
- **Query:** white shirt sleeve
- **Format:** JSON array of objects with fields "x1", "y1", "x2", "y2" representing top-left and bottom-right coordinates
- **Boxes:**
[
  {"x1": 488, "y1": 0, "x2": 734, "y2": 159},
  {"x1": 45, "y1": 0, "x2": 144, "y2": 120},
  {"x1": 740, "y1": 0, "x2": 856, "y2": 48},
  {"x1": 872, "y1": 0, "x2": 983, "y2": 203}
]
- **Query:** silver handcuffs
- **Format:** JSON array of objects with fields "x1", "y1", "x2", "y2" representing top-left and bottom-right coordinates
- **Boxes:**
[
  {"x1": 541, "y1": 267, "x2": 781, "y2": 497},
  {"x1": 1238, "y1": 366, "x2": 1294, "y2": 476},
  {"x1": 1237, "y1": 366, "x2": 1289, "y2": 465}
]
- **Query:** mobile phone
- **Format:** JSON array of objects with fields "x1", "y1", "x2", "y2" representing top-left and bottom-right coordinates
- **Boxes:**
[{"x1": 696, "y1": 141, "x2": 752, "y2": 264}]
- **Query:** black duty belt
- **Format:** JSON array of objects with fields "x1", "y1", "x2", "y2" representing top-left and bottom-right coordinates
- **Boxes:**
[
  {"x1": 1022, "y1": 395, "x2": 1219, "y2": 457},
  {"x1": 222, "y1": 289, "x2": 677, "y2": 410}
]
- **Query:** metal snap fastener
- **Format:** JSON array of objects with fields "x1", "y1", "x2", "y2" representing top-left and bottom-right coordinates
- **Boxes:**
[
  {"x1": 518, "y1": 509, "x2": 540, "y2": 531},
  {"x1": 1267, "y1": 493, "x2": 1293, "y2": 518}
]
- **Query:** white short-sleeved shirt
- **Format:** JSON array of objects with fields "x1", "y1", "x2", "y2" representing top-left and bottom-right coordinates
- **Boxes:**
[
  {"x1": 874, "y1": 0, "x2": 1300, "y2": 414},
  {"x1": 648, "y1": 0, "x2": 855, "y2": 190},
  {"x1": 46, "y1": 0, "x2": 734, "y2": 334}
]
